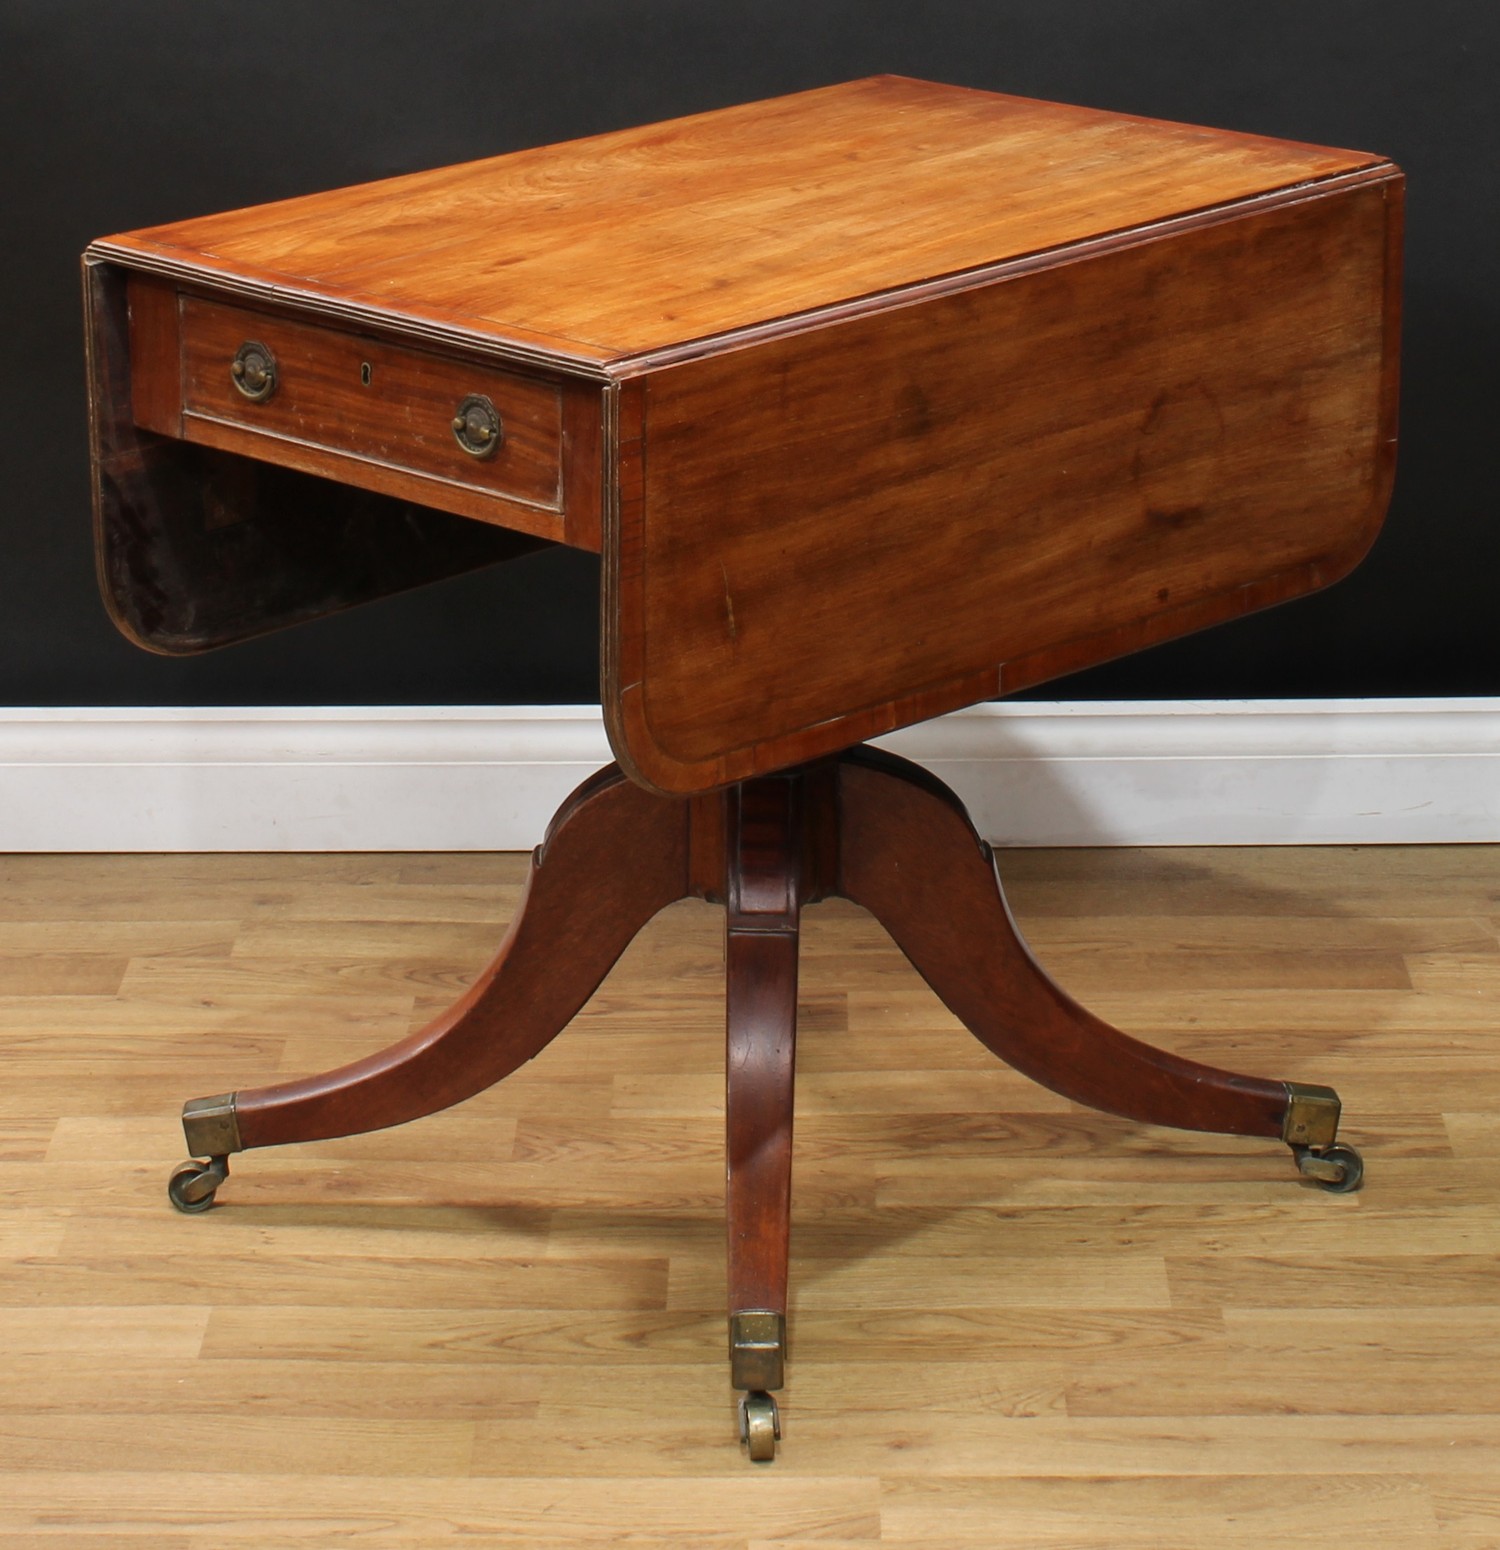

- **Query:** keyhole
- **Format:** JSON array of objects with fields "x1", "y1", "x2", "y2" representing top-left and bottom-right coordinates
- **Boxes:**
[{"x1": 360, "y1": 362, "x2": 372, "y2": 387}]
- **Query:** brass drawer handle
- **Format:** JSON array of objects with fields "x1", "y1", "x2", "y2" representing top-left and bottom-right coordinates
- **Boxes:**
[
  {"x1": 229, "y1": 340, "x2": 277, "y2": 402},
  {"x1": 452, "y1": 394, "x2": 502, "y2": 458}
]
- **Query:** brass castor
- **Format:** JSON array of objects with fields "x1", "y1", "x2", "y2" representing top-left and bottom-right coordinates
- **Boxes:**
[
  {"x1": 168, "y1": 1155, "x2": 229, "y2": 1213},
  {"x1": 739, "y1": 1391, "x2": 781, "y2": 1462},
  {"x1": 1292, "y1": 1141, "x2": 1364, "y2": 1193}
]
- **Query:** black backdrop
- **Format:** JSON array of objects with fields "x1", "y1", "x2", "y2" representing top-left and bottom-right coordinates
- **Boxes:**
[{"x1": 4, "y1": 0, "x2": 1496, "y2": 708}]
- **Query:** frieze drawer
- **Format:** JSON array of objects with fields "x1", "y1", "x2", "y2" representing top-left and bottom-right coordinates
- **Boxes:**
[{"x1": 127, "y1": 276, "x2": 572, "y2": 541}]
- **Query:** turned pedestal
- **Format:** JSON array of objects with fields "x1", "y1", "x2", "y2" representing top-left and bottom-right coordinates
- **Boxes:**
[{"x1": 169, "y1": 747, "x2": 1360, "y2": 1459}]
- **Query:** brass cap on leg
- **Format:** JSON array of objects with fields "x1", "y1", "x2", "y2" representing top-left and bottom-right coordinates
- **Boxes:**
[
  {"x1": 729, "y1": 1310, "x2": 786, "y2": 1391},
  {"x1": 1282, "y1": 1082, "x2": 1341, "y2": 1149},
  {"x1": 182, "y1": 1093, "x2": 242, "y2": 1157}
]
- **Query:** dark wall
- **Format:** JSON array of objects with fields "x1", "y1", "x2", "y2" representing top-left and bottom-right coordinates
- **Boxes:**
[{"x1": 4, "y1": 0, "x2": 1495, "y2": 707}]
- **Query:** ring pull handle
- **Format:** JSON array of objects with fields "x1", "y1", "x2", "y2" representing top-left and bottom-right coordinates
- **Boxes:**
[
  {"x1": 452, "y1": 394, "x2": 502, "y2": 459},
  {"x1": 229, "y1": 341, "x2": 277, "y2": 402}
]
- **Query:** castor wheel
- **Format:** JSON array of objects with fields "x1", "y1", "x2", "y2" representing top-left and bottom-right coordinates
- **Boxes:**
[
  {"x1": 1292, "y1": 1141, "x2": 1364, "y2": 1193},
  {"x1": 168, "y1": 1155, "x2": 230, "y2": 1213},
  {"x1": 738, "y1": 1391, "x2": 781, "y2": 1462}
]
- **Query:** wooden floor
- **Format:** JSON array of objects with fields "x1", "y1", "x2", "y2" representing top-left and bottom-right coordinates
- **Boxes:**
[{"x1": 1, "y1": 842, "x2": 1498, "y2": 1546}]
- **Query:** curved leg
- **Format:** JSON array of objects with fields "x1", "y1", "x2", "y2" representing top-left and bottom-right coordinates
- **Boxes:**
[
  {"x1": 835, "y1": 746, "x2": 1347, "y2": 1156},
  {"x1": 180, "y1": 763, "x2": 693, "y2": 1162},
  {"x1": 724, "y1": 777, "x2": 800, "y2": 1461}
]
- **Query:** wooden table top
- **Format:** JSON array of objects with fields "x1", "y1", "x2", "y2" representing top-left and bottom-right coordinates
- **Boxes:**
[
  {"x1": 87, "y1": 78, "x2": 1402, "y2": 794},
  {"x1": 96, "y1": 75, "x2": 1383, "y2": 376}
]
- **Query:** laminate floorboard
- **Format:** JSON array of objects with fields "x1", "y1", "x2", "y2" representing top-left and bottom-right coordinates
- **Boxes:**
[{"x1": 0, "y1": 843, "x2": 1496, "y2": 1545}]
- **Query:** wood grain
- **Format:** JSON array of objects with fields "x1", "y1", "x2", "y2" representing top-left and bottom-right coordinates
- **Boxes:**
[
  {"x1": 3, "y1": 840, "x2": 1497, "y2": 1543},
  {"x1": 86, "y1": 262, "x2": 543, "y2": 656},
  {"x1": 837, "y1": 748, "x2": 1291, "y2": 1137},
  {"x1": 92, "y1": 77, "x2": 1382, "y2": 367},
  {"x1": 178, "y1": 291, "x2": 567, "y2": 526},
  {"x1": 171, "y1": 748, "x2": 1338, "y2": 1427},
  {"x1": 608, "y1": 176, "x2": 1400, "y2": 790},
  {"x1": 123, "y1": 272, "x2": 180, "y2": 437},
  {"x1": 230, "y1": 764, "x2": 691, "y2": 1150},
  {"x1": 90, "y1": 77, "x2": 1400, "y2": 785},
  {"x1": 724, "y1": 778, "x2": 801, "y2": 1327}
]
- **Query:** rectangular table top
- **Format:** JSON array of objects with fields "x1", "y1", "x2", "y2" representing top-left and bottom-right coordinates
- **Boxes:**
[
  {"x1": 95, "y1": 75, "x2": 1383, "y2": 376},
  {"x1": 87, "y1": 78, "x2": 1402, "y2": 793}
]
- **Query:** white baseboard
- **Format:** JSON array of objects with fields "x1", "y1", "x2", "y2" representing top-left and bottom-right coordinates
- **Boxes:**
[{"x1": 1, "y1": 699, "x2": 1495, "y2": 851}]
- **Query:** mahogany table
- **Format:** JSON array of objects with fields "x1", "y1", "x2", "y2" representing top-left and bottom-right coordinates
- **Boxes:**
[{"x1": 85, "y1": 77, "x2": 1402, "y2": 1461}]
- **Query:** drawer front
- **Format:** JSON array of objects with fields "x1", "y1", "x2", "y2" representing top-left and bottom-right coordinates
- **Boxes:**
[{"x1": 178, "y1": 294, "x2": 564, "y2": 516}]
